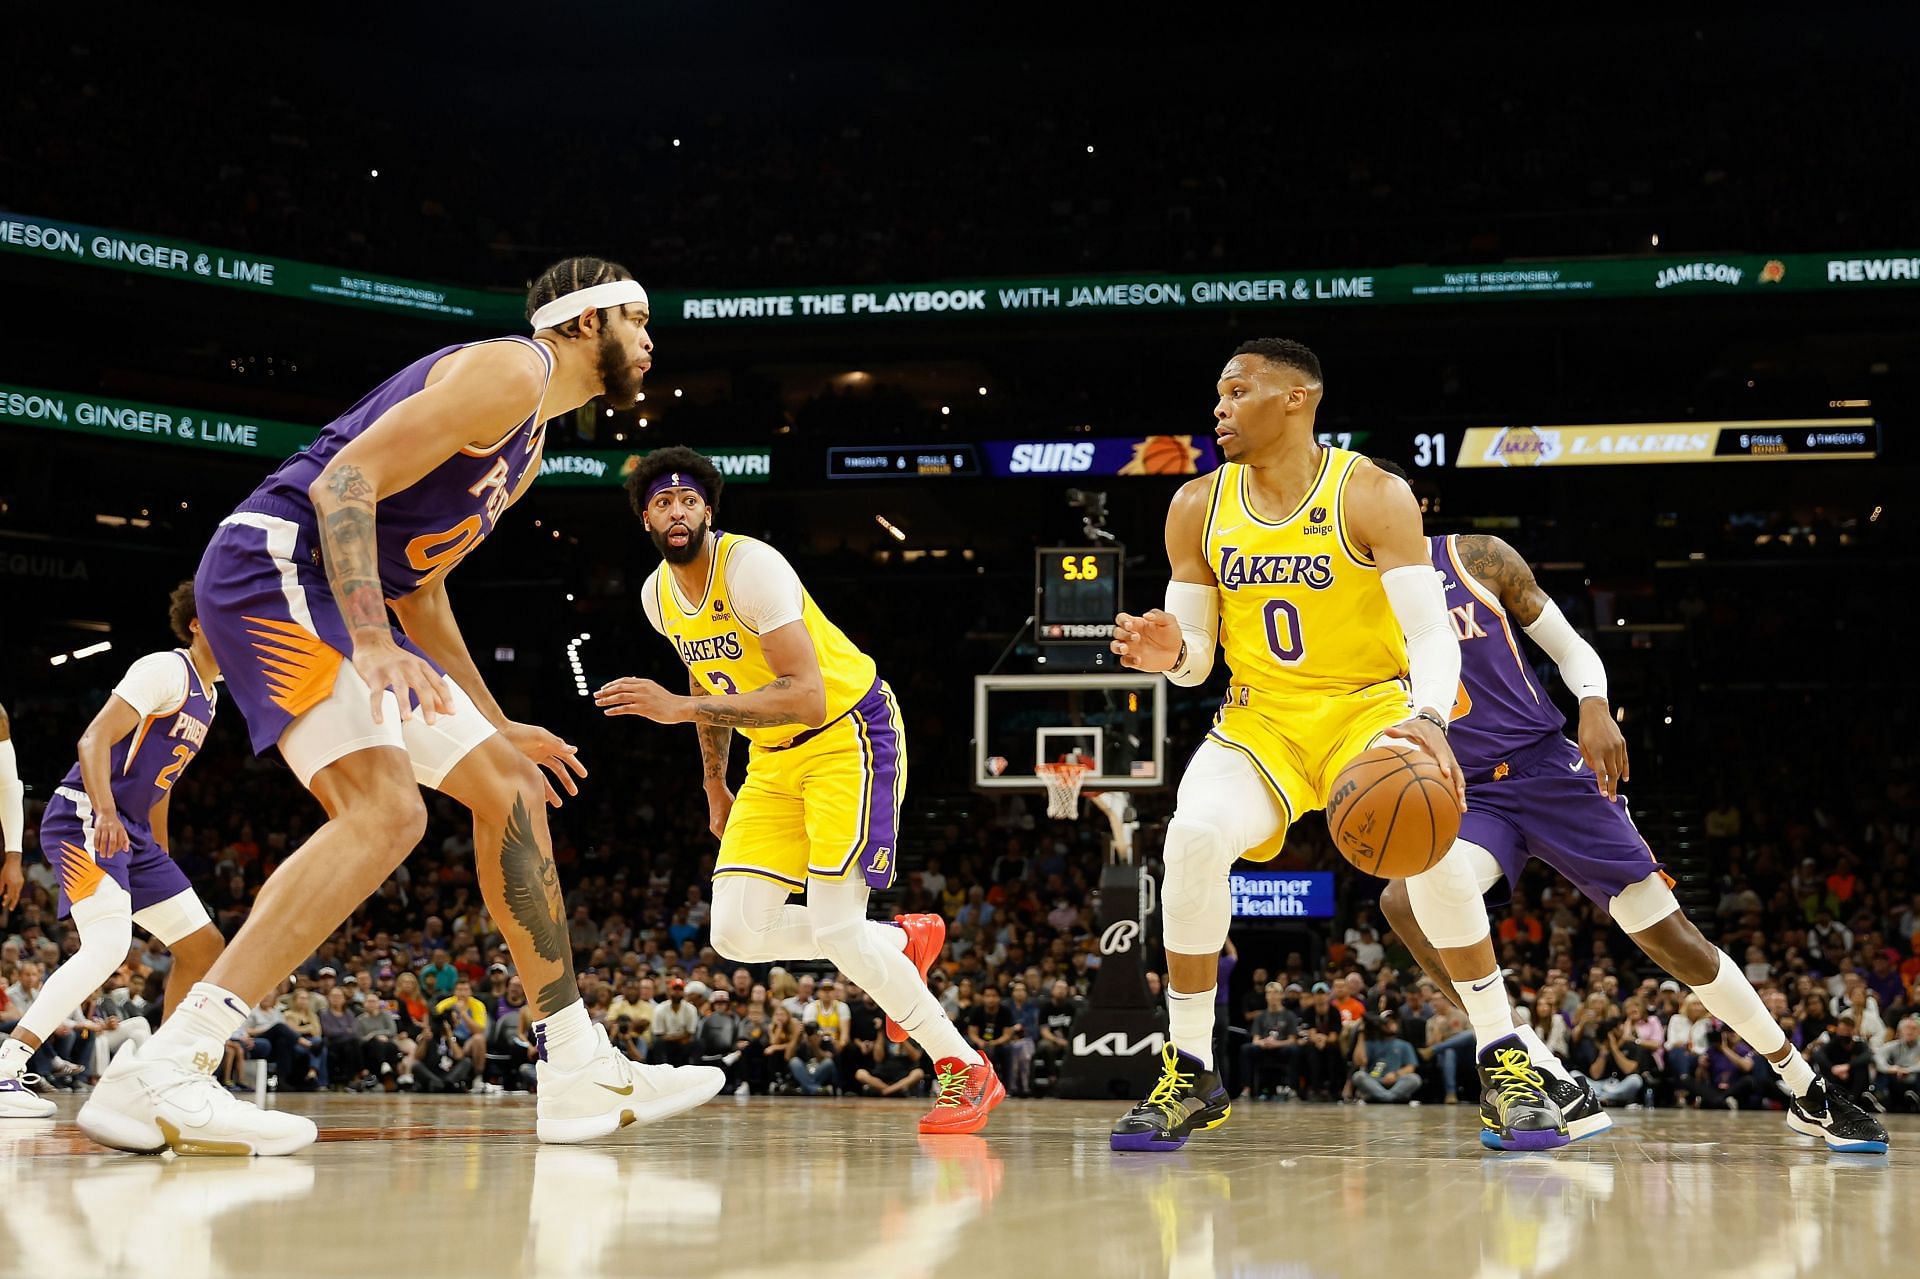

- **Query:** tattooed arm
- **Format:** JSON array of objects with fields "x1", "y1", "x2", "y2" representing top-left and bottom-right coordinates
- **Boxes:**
[
  {"x1": 1451, "y1": 534, "x2": 1549, "y2": 626},
  {"x1": 310, "y1": 341, "x2": 545, "y2": 724},
  {"x1": 692, "y1": 673, "x2": 736, "y2": 839},
  {"x1": 1452, "y1": 534, "x2": 1626, "y2": 796}
]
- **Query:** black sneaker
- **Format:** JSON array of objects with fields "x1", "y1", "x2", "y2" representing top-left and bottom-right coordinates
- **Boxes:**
[
  {"x1": 1544, "y1": 1072, "x2": 1613, "y2": 1141},
  {"x1": 1476, "y1": 1036, "x2": 1569, "y2": 1152},
  {"x1": 1786, "y1": 1078, "x2": 1890, "y2": 1153},
  {"x1": 1110, "y1": 1045, "x2": 1230, "y2": 1152}
]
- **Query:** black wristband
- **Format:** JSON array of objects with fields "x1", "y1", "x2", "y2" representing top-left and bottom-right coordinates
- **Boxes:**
[{"x1": 1414, "y1": 709, "x2": 1448, "y2": 734}]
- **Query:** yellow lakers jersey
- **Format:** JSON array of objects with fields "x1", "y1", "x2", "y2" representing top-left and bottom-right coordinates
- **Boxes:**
[
  {"x1": 1205, "y1": 446, "x2": 1408, "y2": 699},
  {"x1": 655, "y1": 533, "x2": 878, "y2": 749}
]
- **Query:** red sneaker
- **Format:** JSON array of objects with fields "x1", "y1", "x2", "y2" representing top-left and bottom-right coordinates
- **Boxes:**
[
  {"x1": 887, "y1": 913, "x2": 947, "y2": 1044},
  {"x1": 918, "y1": 1056, "x2": 1005, "y2": 1135}
]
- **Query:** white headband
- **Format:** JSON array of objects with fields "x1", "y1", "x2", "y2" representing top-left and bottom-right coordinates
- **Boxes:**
[{"x1": 529, "y1": 279, "x2": 650, "y2": 332}]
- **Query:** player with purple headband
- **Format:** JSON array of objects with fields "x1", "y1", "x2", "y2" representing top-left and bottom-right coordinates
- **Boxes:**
[
  {"x1": 1370, "y1": 462, "x2": 1888, "y2": 1154},
  {"x1": 78, "y1": 258, "x2": 725, "y2": 1156}
]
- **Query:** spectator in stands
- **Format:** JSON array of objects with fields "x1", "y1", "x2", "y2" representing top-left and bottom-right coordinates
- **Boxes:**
[
  {"x1": 1873, "y1": 1016, "x2": 1920, "y2": 1112},
  {"x1": 694, "y1": 989, "x2": 747, "y2": 1092},
  {"x1": 240, "y1": 993, "x2": 300, "y2": 1091},
  {"x1": 1351, "y1": 1014, "x2": 1420, "y2": 1104},
  {"x1": 411, "y1": 1010, "x2": 475, "y2": 1093},
  {"x1": 765, "y1": 1005, "x2": 802, "y2": 1094},
  {"x1": 1298, "y1": 982, "x2": 1346, "y2": 1101},
  {"x1": 1422, "y1": 990, "x2": 1476, "y2": 1104},
  {"x1": 781, "y1": 974, "x2": 815, "y2": 1020},
  {"x1": 804, "y1": 978, "x2": 851, "y2": 1057},
  {"x1": 1665, "y1": 994, "x2": 1710, "y2": 1094},
  {"x1": 1587, "y1": 1017, "x2": 1651, "y2": 1108},
  {"x1": 788, "y1": 1017, "x2": 838, "y2": 1096},
  {"x1": 433, "y1": 979, "x2": 490, "y2": 1084},
  {"x1": 1036, "y1": 978, "x2": 1080, "y2": 1092},
  {"x1": 1698, "y1": 1025, "x2": 1767, "y2": 1110},
  {"x1": 1237, "y1": 982, "x2": 1300, "y2": 1101},
  {"x1": 651, "y1": 976, "x2": 699, "y2": 1065},
  {"x1": 737, "y1": 997, "x2": 773, "y2": 1094},
  {"x1": 1812, "y1": 1016, "x2": 1875, "y2": 1101},
  {"x1": 355, "y1": 995, "x2": 404, "y2": 1091},
  {"x1": 854, "y1": 1037, "x2": 928, "y2": 1098},
  {"x1": 1003, "y1": 980, "x2": 1039, "y2": 1098},
  {"x1": 320, "y1": 985, "x2": 369, "y2": 1091},
  {"x1": 421, "y1": 949, "x2": 459, "y2": 1000},
  {"x1": 963, "y1": 983, "x2": 1017, "y2": 1081}
]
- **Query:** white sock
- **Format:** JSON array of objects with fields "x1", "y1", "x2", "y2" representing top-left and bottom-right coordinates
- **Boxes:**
[
  {"x1": 145, "y1": 983, "x2": 250, "y2": 1070},
  {"x1": 1514, "y1": 1023, "x2": 1573, "y2": 1082},
  {"x1": 0, "y1": 1037, "x2": 30, "y2": 1076},
  {"x1": 862, "y1": 925, "x2": 980, "y2": 1066},
  {"x1": 1693, "y1": 949, "x2": 1787, "y2": 1056},
  {"x1": 1168, "y1": 987, "x2": 1215, "y2": 1070},
  {"x1": 1451, "y1": 970, "x2": 1516, "y2": 1051},
  {"x1": 1775, "y1": 1048, "x2": 1817, "y2": 1098},
  {"x1": 533, "y1": 1000, "x2": 595, "y2": 1072}
]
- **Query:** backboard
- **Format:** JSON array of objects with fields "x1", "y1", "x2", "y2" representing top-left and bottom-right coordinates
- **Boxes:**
[{"x1": 973, "y1": 674, "x2": 1167, "y2": 791}]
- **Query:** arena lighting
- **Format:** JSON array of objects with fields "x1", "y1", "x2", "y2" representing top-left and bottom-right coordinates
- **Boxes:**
[
  {"x1": 49, "y1": 654, "x2": 67, "y2": 666},
  {"x1": 567, "y1": 634, "x2": 592, "y2": 698},
  {"x1": 977, "y1": 386, "x2": 988, "y2": 395},
  {"x1": 1086, "y1": 145, "x2": 1095, "y2": 153},
  {"x1": 672, "y1": 138, "x2": 681, "y2": 147},
  {"x1": 673, "y1": 389, "x2": 684, "y2": 398},
  {"x1": 1830, "y1": 399, "x2": 1871, "y2": 408},
  {"x1": 565, "y1": 593, "x2": 575, "y2": 602},
  {"x1": 370, "y1": 169, "x2": 379, "y2": 178},
  {"x1": 940, "y1": 406, "x2": 951, "y2": 416},
  {"x1": 874, "y1": 515, "x2": 907, "y2": 542},
  {"x1": 1651, "y1": 234, "x2": 1660, "y2": 247},
  {"x1": 604, "y1": 408, "x2": 614, "y2": 417}
]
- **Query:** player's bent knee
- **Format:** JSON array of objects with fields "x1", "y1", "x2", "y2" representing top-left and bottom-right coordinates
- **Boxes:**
[
  {"x1": 1403, "y1": 849, "x2": 1491, "y2": 950},
  {"x1": 708, "y1": 881, "x2": 790, "y2": 963},
  {"x1": 1610, "y1": 873, "x2": 1681, "y2": 935},
  {"x1": 813, "y1": 912, "x2": 886, "y2": 981},
  {"x1": 1378, "y1": 878, "x2": 1414, "y2": 934},
  {"x1": 1160, "y1": 815, "x2": 1234, "y2": 956}
]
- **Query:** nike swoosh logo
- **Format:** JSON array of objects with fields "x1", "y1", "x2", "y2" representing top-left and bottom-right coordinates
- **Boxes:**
[
  {"x1": 1214, "y1": 523, "x2": 1245, "y2": 537},
  {"x1": 596, "y1": 1082, "x2": 634, "y2": 1096},
  {"x1": 1570, "y1": 761, "x2": 1584, "y2": 773},
  {"x1": 1471, "y1": 978, "x2": 1498, "y2": 992}
]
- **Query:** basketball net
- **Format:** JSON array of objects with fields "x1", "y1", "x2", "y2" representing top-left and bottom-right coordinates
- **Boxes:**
[{"x1": 1036, "y1": 759, "x2": 1093, "y2": 821}]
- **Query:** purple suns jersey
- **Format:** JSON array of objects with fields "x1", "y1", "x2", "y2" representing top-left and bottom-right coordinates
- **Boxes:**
[
  {"x1": 1432, "y1": 534, "x2": 1566, "y2": 779},
  {"x1": 236, "y1": 336, "x2": 554, "y2": 599},
  {"x1": 56, "y1": 650, "x2": 216, "y2": 837}
]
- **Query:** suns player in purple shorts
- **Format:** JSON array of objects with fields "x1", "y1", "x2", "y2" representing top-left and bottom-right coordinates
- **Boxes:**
[
  {"x1": 78, "y1": 258, "x2": 725, "y2": 1156},
  {"x1": 0, "y1": 584, "x2": 228, "y2": 1119},
  {"x1": 1375, "y1": 504, "x2": 1888, "y2": 1153}
]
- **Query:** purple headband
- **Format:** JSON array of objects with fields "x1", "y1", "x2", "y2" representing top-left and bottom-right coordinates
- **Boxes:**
[{"x1": 645, "y1": 471, "x2": 709, "y2": 506}]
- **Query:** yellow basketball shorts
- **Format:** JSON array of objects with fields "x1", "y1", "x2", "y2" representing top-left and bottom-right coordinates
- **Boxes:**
[
  {"x1": 714, "y1": 681, "x2": 907, "y2": 893},
  {"x1": 1206, "y1": 679, "x2": 1412, "y2": 863}
]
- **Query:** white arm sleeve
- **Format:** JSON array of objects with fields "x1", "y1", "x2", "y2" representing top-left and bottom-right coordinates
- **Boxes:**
[
  {"x1": 640, "y1": 568, "x2": 666, "y2": 636},
  {"x1": 1163, "y1": 581, "x2": 1220, "y2": 686},
  {"x1": 1521, "y1": 598, "x2": 1608, "y2": 704},
  {"x1": 0, "y1": 739, "x2": 22, "y2": 853},
  {"x1": 725, "y1": 540, "x2": 807, "y2": 635},
  {"x1": 1380, "y1": 565, "x2": 1459, "y2": 718},
  {"x1": 112, "y1": 652, "x2": 191, "y2": 718}
]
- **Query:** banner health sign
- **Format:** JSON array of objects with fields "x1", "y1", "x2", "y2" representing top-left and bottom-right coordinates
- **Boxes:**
[
  {"x1": 0, "y1": 382, "x2": 770, "y2": 483},
  {"x1": 1230, "y1": 871, "x2": 1335, "y2": 920}
]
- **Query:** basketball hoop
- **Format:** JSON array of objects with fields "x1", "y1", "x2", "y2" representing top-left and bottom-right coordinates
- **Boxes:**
[{"x1": 1036, "y1": 760, "x2": 1094, "y2": 820}]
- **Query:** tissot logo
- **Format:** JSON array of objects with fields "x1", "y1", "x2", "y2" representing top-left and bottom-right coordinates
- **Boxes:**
[{"x1": 1007, "y1": 442, "x2": 1097, "y2": 473}]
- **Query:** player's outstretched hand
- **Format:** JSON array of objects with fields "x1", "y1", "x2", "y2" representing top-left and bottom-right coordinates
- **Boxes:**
[
  {"x1": 1111, "y1": 610, "x2": 1183, "y2": 672},
  {"x1": 353, "y1": 637, "x2": 455, "y2": 726},
  {"x1": 502, "y1": 721, "x2": 588, "y2": 808},
  {"x1": 1576, "y1": 699, "x2": 1630, "y2": 801},
  {"x1": 1381, "y1": 716, "x2": 1469, "y2": 812},
  {"x1": 594, "y1": 677, "x2": 691, "y2": 724}
]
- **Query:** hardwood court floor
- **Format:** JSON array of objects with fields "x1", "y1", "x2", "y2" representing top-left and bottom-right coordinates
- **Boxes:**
[{"x1": 2, "y1": 1094, "x2": 1914, "y2": 1278}]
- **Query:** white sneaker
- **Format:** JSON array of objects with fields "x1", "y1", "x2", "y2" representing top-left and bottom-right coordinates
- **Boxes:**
[
  {"x1": 535, "y1": 1025, "x2": 724, "y2": 1144},
  {"x1": 76, "y1": 1042, "x2": 317, "y2": 1156},
  {"x1": 0, "y1": 1074, "x2": 56, "y2": 1119}
]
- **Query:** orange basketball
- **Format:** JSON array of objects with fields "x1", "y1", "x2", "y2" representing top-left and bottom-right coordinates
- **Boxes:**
[{"x1": 1324, "y1": 746, "x2": 1460, "y2": 879}]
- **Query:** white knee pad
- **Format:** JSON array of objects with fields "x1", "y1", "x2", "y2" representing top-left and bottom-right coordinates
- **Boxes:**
[
  {"x1": 812, "y1": 905, "x2": 888, "y2": 986},
  {"x1": 72, "y1": 882, "x2": 136, "y2": 966},
  {"x1": 708, "y1": 876, "x2": 795, "y2": 964},
  {"x1": 1403, "y1": 842, "x2": 1494, "y2": 950},
  {"x1": 1160, "y1": 815, "x2": 1234, "y2": 956},
  {"x1": 1609, "y1": 872, "x2": 1681, "y2": 935}
]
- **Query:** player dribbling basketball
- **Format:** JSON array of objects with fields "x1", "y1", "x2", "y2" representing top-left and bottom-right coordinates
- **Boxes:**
[{"x1": 1108, "y1": 339, "x2": 1563, "y2": 1152}]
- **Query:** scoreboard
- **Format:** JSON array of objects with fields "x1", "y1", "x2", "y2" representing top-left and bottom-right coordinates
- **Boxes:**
[
  {"x1": 1395, "y1": 419, "x2": 1879, "y2": 470},
  {"x1": 1034, "y1": 546, "x2": 1122, "y2": 644}
]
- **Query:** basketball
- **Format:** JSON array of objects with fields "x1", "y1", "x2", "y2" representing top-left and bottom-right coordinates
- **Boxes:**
[{"x1": 1325, "y1": 745, "x2": 1460, "y2": 879}]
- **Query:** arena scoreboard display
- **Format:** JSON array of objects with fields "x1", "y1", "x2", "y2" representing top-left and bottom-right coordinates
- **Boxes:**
[
  {"x1": 1394, "y1": 419, "x2": 1880, "y2": 470},
  {"x1": 1034, "y1": 546, "x2": 1122, "y2": 644}
]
